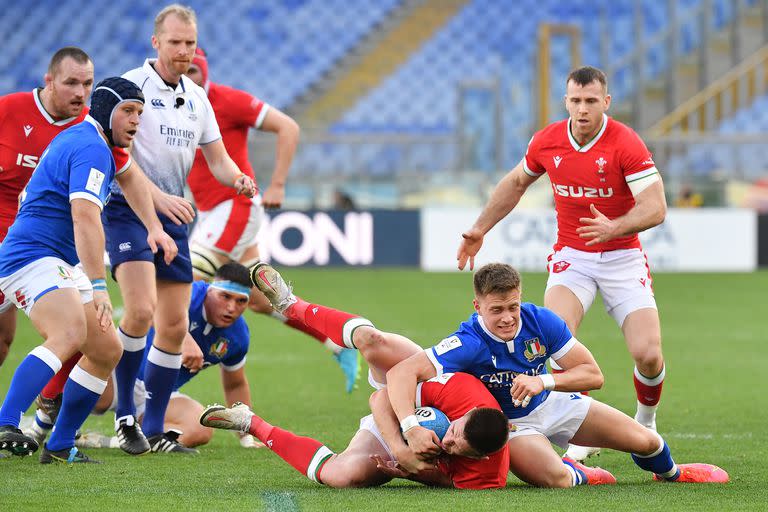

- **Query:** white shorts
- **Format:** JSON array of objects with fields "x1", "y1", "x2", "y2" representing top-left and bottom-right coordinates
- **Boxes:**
[
  {"x1": 357, "y1": 414, "x2": 395, "y2": 461},
  {"x1": 0, "y1": 257, "x2": 93, "y2": 316},
  {"x1": 368, "y1": 369, "x2": 386, "y2": 390},
  {"x1": 546, "y1": 247, "x2": 657, "y2": 326},
  {"x1": 190, "y1": 194, "x2": 264, "y2": 261},
  {"x1": 508, "y1": 391, "x2": 592, "y2": 449},
  {"x1": 107, "y1": 378, "x2": 188, "y2": 418}
]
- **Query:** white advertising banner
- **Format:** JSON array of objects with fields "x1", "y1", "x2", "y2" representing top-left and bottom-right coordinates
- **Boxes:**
[{"x1": 421, "y1": 208, "x2": 756, "y2": 272}]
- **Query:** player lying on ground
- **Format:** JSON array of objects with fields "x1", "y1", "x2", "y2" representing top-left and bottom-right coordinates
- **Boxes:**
[
  {"x1": 385, "y1": 263, "x2": 729, "y2": 486},
  {"x1": 185, "y1": 47, "x2": 359, "y2": 394},
  {"x1": 27, "y1": 263, "x2": 260, "y2": 451},
  {"x1": 201, "y1": 263, "x2": 615, "y2": 488}
]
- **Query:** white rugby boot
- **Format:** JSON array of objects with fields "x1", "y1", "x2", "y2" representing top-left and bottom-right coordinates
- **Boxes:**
[{"x1": 564, "y1": 443, "x2": 601, "y2": 463}]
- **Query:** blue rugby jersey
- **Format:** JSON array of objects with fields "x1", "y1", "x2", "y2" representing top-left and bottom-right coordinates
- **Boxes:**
[
  {"x1": 427, "y1": 303, "x2": 575, "y2": 419},
  {"x1": 0, "y1": 117, "x2": 116, "y2": 276},
  {"x1": 140, "y1": 280, "x2": 250, "y2": 390}
]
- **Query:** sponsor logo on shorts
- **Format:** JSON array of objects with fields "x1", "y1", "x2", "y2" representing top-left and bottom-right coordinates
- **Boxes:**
[
  {"x1": 119, "y1": 242, "x2": 132, "y2": 252},
  {"x1": 209, "y1": 337, "x2": 229, "y2": 358},
  {"x1": 523, "y1": 338, "x2": 547, "y2": 362},
  {"x1": 552, "y1": 261, "x2": 570, "y2": 273}
]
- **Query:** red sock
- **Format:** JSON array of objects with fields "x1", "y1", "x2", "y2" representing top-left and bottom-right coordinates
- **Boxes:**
[
  {"x1": 285, "y1": 297, "x2": 366, "y2": 350},
  {"x1": 249, "y1": 415, "x2": 334, "y2": 483},
  {"x1": 284, "y1": 318, "x2": 327, "y2": 344},
  {"x1": 634, "y1": 366, "x2": 664, "y2": 406},
  {"x1": 41, "y1": 352, "x2": 82, "y2": 399}
]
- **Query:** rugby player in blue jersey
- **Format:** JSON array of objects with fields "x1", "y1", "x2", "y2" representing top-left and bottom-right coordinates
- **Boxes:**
[
  {"x1": 77, "y1": 263, "x2": 258, "y2": 451},
  {"x1": 386, "y1": 263, "x2": 729, "y2": 486},
  {"x1": 0, "y1": 77, "x2": 177, "y2": 463}
]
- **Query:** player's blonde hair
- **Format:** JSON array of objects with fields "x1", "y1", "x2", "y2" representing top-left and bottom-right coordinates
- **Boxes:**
[{"x1": 154, "y1": 4, "x2": 197, "y2": 35}]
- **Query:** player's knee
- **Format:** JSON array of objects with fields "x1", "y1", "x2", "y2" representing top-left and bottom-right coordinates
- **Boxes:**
[
  {"x1": 352, "y1": 326, "x2": 384, "y2": 352},
  {"x1": 631, "y1": 345, "x2": 663, "y2": 373},
  {"x1": 156, "y1": 312, "x2": 189, "y2": 343},
  {"x1": 633, "y1": 430, "x2": 662, "y2": 456},
  {"x1": 87, "y1": 332, "x2": 123, "y2": 369},
  {"x1": 181, "y1": 425, "x2": 213, "y2": 447},
  {"x1": 123, "y1": 301, "x2": 156, "y2": 331}
]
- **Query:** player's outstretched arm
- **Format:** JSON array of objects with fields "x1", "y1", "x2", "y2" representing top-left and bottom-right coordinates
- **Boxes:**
[
  {"x1": 71, "y1": 199, "x2": 112, "y2": 331},
  {"x1": 577, "y1": 179, "x2": 667, "y2": 246},
  {"x1": 200, "y1": 140, "x2": 256, "y2": 198},
  {"x1": 116, "y1": 166, "x2": 178, "y2": 264},
  {"x1": 258, "y1": 108, "x2": 300, "y2": 209},
  {"x1": 221, "y1": 366, "x2": 252, "y2": 409},
  {"x1": 457, "y1": 160, "x2": 539, "y2": 270}
]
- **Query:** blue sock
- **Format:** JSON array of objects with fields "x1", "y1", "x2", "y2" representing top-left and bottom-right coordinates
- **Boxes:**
[
  {"x1": 631, "y1": 434, "x2": 679, "y2": 480},
  {"x1": 141, "y1": 345, "x2": 181, "y2": 437},
  {"x1": 114, "y1": 328, "x2": 148, "y2": 419},
  {"x1": 46, "y1": 365, "x2": 106, "y2": 452},
  {"x1": 0, "y1": 347, "x2": 62, "y2": 427},
  {"x1": 562, "y1": 458, "x2": 588, "y2": 486}
]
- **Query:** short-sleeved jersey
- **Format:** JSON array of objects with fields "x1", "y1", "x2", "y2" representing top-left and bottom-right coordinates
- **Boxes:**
[
  {"x1": 113, "y1": 59, "x2": 221, "y2": 198},
  {"x1": 523, "y1": 114, "x2": 659, "y2": 252},
  {"x1": 0, "y1": 89, "x2": 129, "y2": 239},
  {"x1": 426, "y1": 304, "x2": 575, "y2": 419},
  {"x1": 416, "y1": 372, "x2": 510, "y2": 489},
  {"x1": 187, "y1": 82, "x2": 269, "y2": 211},
  {"x1": 0, "y1": 117, "x2": 119, "y2": 276},
  {"x1": 140, "y1": 280, "x2": 249, "y2": 391}
]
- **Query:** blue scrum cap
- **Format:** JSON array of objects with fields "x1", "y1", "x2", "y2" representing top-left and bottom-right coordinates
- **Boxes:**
[{"x1": 89, "y1": 77, "x2": 144, "y2": 146}]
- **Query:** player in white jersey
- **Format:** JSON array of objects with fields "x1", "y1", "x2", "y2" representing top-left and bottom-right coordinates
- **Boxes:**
[{"x1": 104, "y1": 4, "x2": 256, "y2": 455}]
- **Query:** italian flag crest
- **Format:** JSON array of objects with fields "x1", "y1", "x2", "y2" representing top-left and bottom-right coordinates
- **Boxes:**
[{"x1": 523, "y1": 338, "x2": 546, "y2": 362}]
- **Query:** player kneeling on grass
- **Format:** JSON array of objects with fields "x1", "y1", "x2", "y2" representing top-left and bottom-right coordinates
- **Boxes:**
[
  {"x1": 67, "y1": 263, "x2": 259, "y2": 452},
  {"x1": 0, "y1": 77, "x2": 177, "y2": 463},
  {"x1": 202, "y1": 263, "x2": 513, "y2": 488},
  {"x1": 385, "y1": 263, "x2": 729, "y2": 486}
]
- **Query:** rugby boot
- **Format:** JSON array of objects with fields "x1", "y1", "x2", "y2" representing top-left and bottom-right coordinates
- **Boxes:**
[
  {"x1": 563, "y1": 443, "x2": 601, "y2": 462},
  {"x1": 115, "y1": 415, "x2": 150, "y2": 455},
  {"x1": 199, "y1": 402, "x2": 253, "y2": 434},
  {"x1": 249, "y1": 263, "x2": 296, "y2": 313},
  {"x1": 0, "y1": 425, "x2": 39, "y2": 456},
  {"x1": 563, "y1": 456, "x2": 616, "y2": 485},
  {"x1": 653, "y1": 463, "x2": 729, "y2": 483},
  {"x1": 147, "y1": 429, "x2": 199, "y2": 454},
  {"x1": 40, "y1": 444, "x2": 99, "y2": 464}
]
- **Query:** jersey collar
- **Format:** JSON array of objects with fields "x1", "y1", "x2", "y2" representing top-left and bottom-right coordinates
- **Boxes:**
[
  {"x1": 477, "y1": 314, "x2": 523, "y2": 351},
  {"x1": 143, "y1": 59, "x2": 189, "y2": 94},
  {"x1": 33, "y1": 88, "x2": 80, "y2": 126},
  {"x1": 82, "y1": 115, "x2": 109, "y2": 148},
  {"x1": 567, "y1": 113, "x2": 608, "y2": 152}
]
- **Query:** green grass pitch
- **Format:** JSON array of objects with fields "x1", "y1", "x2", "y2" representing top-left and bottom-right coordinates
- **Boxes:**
[{"x1": 1, "y1": 269, "x2": 766, "y2": 511}]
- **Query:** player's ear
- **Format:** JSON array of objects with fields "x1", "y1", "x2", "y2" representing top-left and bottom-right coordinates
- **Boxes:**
[
  {"x1": 43, "y1": 73, "x2": 53, "y2": 88},
  {"x1": 604, "y1": 94, "x2": 612, "y2": 111},
  {"x1": 472, "y1": 298, "x2": 480, "y2": 313},
  {"x1": 151, "y1": 34, "x2": 160, "y2": 50}
]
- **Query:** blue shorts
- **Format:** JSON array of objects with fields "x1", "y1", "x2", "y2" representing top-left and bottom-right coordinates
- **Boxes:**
[{"x1": 104, "y1": 195, "x2": 192, "y2": 283}]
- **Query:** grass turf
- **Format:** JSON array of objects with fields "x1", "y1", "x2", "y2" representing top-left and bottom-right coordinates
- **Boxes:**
[{"x1": 1, "y1": 269, "x2": 766, "y2": 511}]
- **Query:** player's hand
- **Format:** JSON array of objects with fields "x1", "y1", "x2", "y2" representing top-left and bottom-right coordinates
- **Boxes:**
[
  {"x1": 92, "y1": 290, "x2": 114, "y2": 332},
  {"x1": 510, "y1": 374, "x2": 544, "y2": 407},
  {"x1": 577, "y1": 204, "x2": 619, "y2": 246},
  {"x1": 457, "y1": 228, "x2": 484, "y2": 270},
  {"x1": 238, "y1": 433, "x2": 265, "y2": 449},
  {"x1": 260, "y1": 183, "x2": 285, "y2": 209},
  {"x1": 403, "y1": 426, "x2": 443, "y2": 459},
  {"x1": 181, "y1": 335, "x2": 204, "y2": 373},
  {"x1": 154, "y1": 192, "x2": 195, "y2": 225},
  {"x1": 393, "y1": 445, "x2": 439, "y2": 474},
  {"x1": 370, "y1": 454, "x2": 410, "y2": 479},
  {"x1": 146, "y1": 227, "x2": 178, "y2": 265},
  {"x1": 234, "y1": 174, "x2": 256, "y2": 198}
]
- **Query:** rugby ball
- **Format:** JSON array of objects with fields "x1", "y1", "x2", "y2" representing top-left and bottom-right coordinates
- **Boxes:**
[{"x1": 413, "y1": 407, "x2": 450, "y2": 441}]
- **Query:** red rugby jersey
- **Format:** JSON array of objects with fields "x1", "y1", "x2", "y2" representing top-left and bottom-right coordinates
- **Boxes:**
[
  {"x1": 524, "y1": 114, "x2": 658, "y2": 252},
  {"x1": 417, "y1": 372, "x2": 509, "y2": 490},
  {"x1": 0, "y1": 89, "x2": 129, "y2": 239},
  {"x1": 187, "y1": 82, "x2": 267, "y2": 211}
]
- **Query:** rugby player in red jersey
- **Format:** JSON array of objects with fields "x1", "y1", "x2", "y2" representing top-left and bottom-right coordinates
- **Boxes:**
[
  {"x1": 457, "y1": 66, "x2": 667, "y2": 461},
  {"x1": 185, "y1": 48, "x2": 360, "y2": 393}
]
